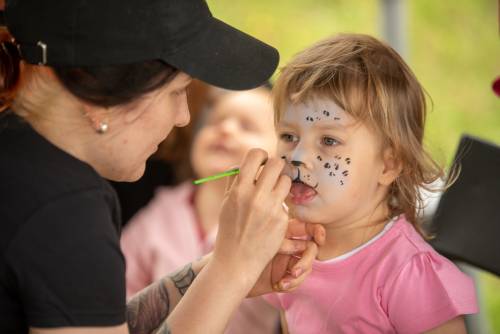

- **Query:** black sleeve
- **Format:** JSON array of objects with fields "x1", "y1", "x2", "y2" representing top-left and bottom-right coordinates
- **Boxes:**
[{"x1": 5, "y1": 189, "x2": 126, "y2": 327}]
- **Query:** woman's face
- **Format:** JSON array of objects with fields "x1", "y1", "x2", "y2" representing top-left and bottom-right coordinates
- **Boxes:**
[
  {"x1": 99, "y1": 72, "x2": 192, "y2": 181},
  {"x1": 190, "y1": 89, "x2": 277, "y2": 178}
]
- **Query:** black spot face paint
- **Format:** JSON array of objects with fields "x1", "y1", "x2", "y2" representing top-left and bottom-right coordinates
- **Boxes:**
[
  {"x1": 324, "y1": 162, "x2": 331, "y2": 169},
  {"x1": 334, "y1": 117, "x2": 341, "y2": 121},
  {"x1": 340, "y1": 180, "x2": 344, "y2": 186},
  {"x1": 323, "y1": 110, "x2": 330, "y2": 117},
  {"x1": 334, "y1": 163, "x2": 339, "y2": 170},
  {"x1": 281, "y1": 156, "x2": 286, "y2": 160},
  {"x1": 345, "y1": 157, "x2": 351, "y2": 165},
  {"x1": 342, "y1": 170, "x2": 349, "y2": 176},
  {"x1": 306, "y1": 116, "x2": 314, "y2": 122},
  {"x1": 317, "y1": 155, "x2": 322, "y2": 161}
]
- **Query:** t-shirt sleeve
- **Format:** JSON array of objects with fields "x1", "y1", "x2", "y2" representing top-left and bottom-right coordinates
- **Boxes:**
[
  {"x1": 5, "y1": 190, "x2": 126, "y2": 328},
  {"x1": 382, "y1": 251, "x2": 478, "y2": 334}
]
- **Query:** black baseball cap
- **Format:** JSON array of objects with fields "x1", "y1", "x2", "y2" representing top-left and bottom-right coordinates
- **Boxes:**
[{"x1": 3, "y1": 0, "x2": 279, "y2": 90}]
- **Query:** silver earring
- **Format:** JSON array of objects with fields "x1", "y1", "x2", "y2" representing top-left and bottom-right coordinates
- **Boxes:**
[{"x1": 97, "y1": 122, "x2": 109, "y2": 134}]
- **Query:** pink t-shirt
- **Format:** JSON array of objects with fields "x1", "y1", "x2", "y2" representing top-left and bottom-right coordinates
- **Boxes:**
[
  {"x1": 121, "y1": 182, "x2": 279, "y2": 334},
  {"x1": 264, "y1": 216, "x2": 478, "y2": 334}
]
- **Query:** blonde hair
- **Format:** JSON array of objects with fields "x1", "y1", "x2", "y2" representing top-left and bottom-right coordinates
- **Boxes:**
[{"x1": 274, "y1": 33, "x2": 451, "y2": 236}]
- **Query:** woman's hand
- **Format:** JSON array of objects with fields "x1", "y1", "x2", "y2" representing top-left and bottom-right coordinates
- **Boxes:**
[
  {"x1": 213, "y1": 148, "x2": 292, "y2": 290},
  {"x1": 249, "y1": 219, "x2": 325, "y2": 297}
]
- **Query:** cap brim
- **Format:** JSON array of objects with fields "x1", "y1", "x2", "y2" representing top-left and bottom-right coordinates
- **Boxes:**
[{"x1": 162, "y1": 17, "x2": 279, "y2": 90}]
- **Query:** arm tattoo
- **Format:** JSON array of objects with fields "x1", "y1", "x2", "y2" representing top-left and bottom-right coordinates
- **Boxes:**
[
  {"x1": 155, "y1": 322, "x2": 172, "y2": 334},
  {"x1": 126, "y1": 263, "x2": 197, "y2": 334},
  {"x1": 127, "y1": 279, "x2": 170, "y2": 334},
  {"x1": 170, "y1": 263, "x2": 196, "y2": 296}
]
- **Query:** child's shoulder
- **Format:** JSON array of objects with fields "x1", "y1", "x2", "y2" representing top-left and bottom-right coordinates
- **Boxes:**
[
  {"x1": 377, "y1": 215, "x2": 469, "y2": 285},
  {"x1": 383, "y1": 215, "x2": 436, "y2": 258},
  {"x1": 379, "y1": 216, "x2": 478, "y2": 332}
]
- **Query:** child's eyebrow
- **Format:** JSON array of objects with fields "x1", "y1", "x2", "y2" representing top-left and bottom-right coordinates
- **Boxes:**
[
  {"x1": 314, "y1": 122, "x2": 347, "y2": 131},
  {"x1": 277, "y1": 121, "x2": 296, "y2": 128}
]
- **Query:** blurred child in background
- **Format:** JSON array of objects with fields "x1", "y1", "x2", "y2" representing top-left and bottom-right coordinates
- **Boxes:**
[{"x1": 121, "y1": 84, "x2": 280, "y2": 334}]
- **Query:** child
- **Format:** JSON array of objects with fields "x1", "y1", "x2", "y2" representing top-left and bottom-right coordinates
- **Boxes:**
[
  {"x1": 265, "y1": 34, "x2": 478, "y2": 333},
  {"x1": 121, "y1": 85, "x2": 280, "y2": 334}
]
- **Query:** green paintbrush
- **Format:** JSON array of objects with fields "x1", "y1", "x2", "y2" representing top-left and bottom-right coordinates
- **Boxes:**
[
  {"x1": 193, "y1": 168, "x2": 241, "y2": 185},
  {"x1": 193, "y1": 159, "x2": 268, "y2": 185}
]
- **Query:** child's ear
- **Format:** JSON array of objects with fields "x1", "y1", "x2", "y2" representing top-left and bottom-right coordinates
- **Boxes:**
[{"x1": 379, "y1": 147, "x2": 403, "y2": 186}]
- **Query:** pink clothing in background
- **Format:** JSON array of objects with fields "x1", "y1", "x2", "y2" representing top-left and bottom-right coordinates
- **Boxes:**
[
  {"x1": 121, "y1": 182, "x2": 279, "y2": 334},
  {"x1": 264, "y1": 216, "x2": 478, "y2": 334}
]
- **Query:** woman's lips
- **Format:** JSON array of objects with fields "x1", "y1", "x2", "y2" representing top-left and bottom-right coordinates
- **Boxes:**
[{"x1": 289, "y1": 181, "x2": 317, "y2": 205}]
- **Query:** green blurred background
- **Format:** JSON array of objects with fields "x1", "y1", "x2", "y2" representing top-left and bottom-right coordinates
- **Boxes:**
[{"x1": 208, "y1": 0, "x2": 500, "y2": 332}]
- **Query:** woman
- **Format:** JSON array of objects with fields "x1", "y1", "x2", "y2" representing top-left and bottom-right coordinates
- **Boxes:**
[{"x1": 0, "y1": 1, "x2": 323, "y2": 333}]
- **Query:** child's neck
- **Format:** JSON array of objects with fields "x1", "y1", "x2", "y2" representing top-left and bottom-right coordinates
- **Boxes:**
[{"x1": 317, "y1": 204, "x2": 391, "y2": 261}]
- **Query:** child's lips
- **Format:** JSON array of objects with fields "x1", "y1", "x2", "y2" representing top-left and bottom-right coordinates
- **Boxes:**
[{"x1": 289, "y1": 181, "x2": 317, "y2": 205}]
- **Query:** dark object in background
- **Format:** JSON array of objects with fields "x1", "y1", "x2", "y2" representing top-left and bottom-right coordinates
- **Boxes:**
[
  {"x1": 429, "y1": 135, "x2": 500, "y2": 276},
  {"x1": 493, "y1": 76, "x2": 500, "y2": 97},
  {"x1": 110, "y1": 159, "x2": 177, "y2": 226}
]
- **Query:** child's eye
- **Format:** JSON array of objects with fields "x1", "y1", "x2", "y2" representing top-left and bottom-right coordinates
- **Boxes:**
[
  {"x1": 280, "y1": 133, "x2": 298, "y2": 143},
  {"x1": 322, "y1": 136, "x2": 340, "y2": 146}
]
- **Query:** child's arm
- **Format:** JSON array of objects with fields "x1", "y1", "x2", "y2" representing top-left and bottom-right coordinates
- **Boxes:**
[
  {"x1": 423, "y1": 316, "x2": 466, "y2": 334},
  {"x1": 280, "y1": 310, "x2": 289, "y2": 334}
]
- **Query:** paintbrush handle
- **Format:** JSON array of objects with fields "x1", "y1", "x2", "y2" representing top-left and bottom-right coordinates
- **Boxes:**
[{"x1": 193, "y1": 168, "x2": 240, "y2": 185}]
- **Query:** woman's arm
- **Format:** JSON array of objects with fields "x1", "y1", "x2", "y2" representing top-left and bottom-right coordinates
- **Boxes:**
[
  {"x1": 126, "y1": 255, "x2": 210, "y2": 334},
  {"x1": 32, "y1": 150, "x2": 323, "y2": 334}
]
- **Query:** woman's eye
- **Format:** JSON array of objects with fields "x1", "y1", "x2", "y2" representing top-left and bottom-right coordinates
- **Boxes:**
[
  {"x1": 322, "y1": 136, "x2": 339, "y2": 146},
  {"x1": 173, "y1": 89, "x2": 186, "y2": 97},
  {"x1": 280, "y1": 133, "x2": 297, "y2": 143}
]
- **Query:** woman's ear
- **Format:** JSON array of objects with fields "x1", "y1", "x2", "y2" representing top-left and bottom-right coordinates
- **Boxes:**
[{"x1": 379, "y1": 147, "x2": 403, "y2": 186}]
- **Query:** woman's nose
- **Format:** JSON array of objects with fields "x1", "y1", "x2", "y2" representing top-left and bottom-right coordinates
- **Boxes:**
[{"x1": 175, "y1": 95, "x2": 190, "y2": 127}]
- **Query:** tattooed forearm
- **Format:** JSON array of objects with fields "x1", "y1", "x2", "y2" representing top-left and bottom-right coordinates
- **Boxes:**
[
  {"x1": 126, "y1": 263, "x2": 199, "y2": 334},
  {"x1": 127, "y1": 279, "x2": 170, "y2": 334},
  {"x1": 170, "y1": 263, "x2": 196, "y2": 296},
  {"x1": 154, "y1": 322, "x2": 172, "y2": 334}
]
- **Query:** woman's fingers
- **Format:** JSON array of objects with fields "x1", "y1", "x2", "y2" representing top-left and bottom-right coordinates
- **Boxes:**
[
  {"x1": 237, "y1": 148, "x2": 268, "y2": 187},
  {"x1": 224, "y1": 166, "x2": 239, "y2": 194},
  {"x1": 273, "y1": 173, "x2": 292, "y2": 201},
  {"x1": 286, "y1": 220, "x2": 326, "y2": 246},
  {"x1": 255, "y1": 157, "x2": 286, "y2": 193},
  {"x1": 279, "y1": 239, "x2": 308, "y2": 255},
  {"x1": 274, "y1": 241, "x2": 318, "y2": 292}
]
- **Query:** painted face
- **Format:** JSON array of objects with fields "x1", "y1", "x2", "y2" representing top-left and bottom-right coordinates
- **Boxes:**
[{"x1": 276, "y1": 97, "x2": 386, "y2": 225}]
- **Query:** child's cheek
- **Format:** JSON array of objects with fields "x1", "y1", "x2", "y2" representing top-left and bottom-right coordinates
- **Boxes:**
[{"x1": 314, "y1": 154, "x2": 352, "y2": 200}]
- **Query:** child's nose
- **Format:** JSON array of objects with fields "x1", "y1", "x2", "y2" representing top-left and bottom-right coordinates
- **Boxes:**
[
  {"x1": 218, "y1": 118, "x2": 238, "y2": 135},
  {"x1": 289, "y1": 145, "x2": 315, "y2": 170}
]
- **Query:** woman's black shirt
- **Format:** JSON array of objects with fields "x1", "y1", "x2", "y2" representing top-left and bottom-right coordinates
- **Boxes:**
[{"x1": 0, "y1": 112, "x2": 126, "y2": 333}]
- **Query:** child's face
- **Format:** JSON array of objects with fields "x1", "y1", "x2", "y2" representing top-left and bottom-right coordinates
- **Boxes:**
[
  {"x1": 191, "y1": 90, "x2": 276, "y2": 178},
  {"x1": 277, "y1": 97, "x2": 387, "y2": 225}
]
